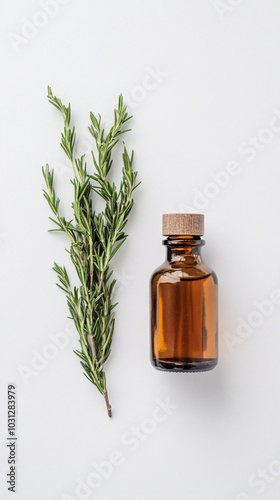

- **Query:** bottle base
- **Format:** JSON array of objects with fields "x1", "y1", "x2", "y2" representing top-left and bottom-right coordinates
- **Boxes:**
[{"x1": 152, "y1": 357, "x2": 217, "y2": 372}]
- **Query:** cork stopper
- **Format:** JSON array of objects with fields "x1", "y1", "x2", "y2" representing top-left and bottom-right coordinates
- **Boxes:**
[{"x1": 162, "y1": 213, "x2": 204, "y2": 236}]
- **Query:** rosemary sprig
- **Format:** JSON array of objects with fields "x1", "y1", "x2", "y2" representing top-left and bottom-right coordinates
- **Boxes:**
[{"x1": 42, "y1": 87, "x2": 139, "y2": 417}]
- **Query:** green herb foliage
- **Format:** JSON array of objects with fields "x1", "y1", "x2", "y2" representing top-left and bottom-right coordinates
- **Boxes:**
[{"x1": 42, "y1": 87, "x2": 139, "y2": 417}]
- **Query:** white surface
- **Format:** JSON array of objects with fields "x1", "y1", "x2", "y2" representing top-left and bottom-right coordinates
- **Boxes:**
[{"x1": 1, "y1": 1, "x2": 280, "y2": 499}]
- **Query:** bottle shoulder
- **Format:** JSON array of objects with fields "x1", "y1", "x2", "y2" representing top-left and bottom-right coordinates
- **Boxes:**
[{"x1": 151, "y1": 261, "x2": 218, "y2": 283}]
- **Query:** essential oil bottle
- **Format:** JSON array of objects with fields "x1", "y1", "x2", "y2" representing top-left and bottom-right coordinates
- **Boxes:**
[{"x1": 150, "y1": 213, "x2": 218, "y2": 372}]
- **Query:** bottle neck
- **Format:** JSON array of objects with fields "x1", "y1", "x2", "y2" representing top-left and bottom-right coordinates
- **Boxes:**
[{"x1": 163, "y1": 236, "x2": 204, "y2": 264}]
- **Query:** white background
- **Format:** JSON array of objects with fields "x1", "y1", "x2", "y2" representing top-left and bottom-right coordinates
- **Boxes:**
[{"x1": 1, "y1": 1, "x2": 280, "y2": 499}]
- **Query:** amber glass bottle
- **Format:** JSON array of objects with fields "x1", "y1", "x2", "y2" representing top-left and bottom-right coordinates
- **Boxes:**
[{"x1": 151, "y1": 213, "x2": 218, "y2": 372}]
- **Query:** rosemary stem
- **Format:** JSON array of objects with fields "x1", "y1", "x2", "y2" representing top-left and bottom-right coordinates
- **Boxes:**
[
  {"x1": 71, "y1": 158, "x2": 78, "y2": 181},
  {"x1": 104, "y1": 389, "x2": 112, "y2": 418},
  {"x1": 89, "y1": 238, "x2": 94, "y2": 290},
  {"x1": 89, "y1": 333, "x2": 111, "y2": 418}
]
